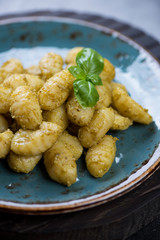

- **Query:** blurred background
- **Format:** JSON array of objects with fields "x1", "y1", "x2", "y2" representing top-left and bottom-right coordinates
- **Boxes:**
[{"x1": 1, "y1": 0, "x2": 160, "y2": 42}]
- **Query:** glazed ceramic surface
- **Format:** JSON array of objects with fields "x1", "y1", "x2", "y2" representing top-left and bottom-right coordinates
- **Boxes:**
[{"x1": 0, "y1": 16, "x2": 159, "y2": 214}]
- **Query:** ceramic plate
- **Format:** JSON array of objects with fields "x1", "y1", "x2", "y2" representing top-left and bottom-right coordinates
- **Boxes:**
[{"x1": 0, "y1": 14, "x2": 159, "y2": 214}]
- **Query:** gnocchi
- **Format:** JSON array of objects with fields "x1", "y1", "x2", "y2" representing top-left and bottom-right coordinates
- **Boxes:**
[
  {"x1": 44, "y1": 131, "x2": 83, "y2": 186},
  {"x1": 78, "y1": 107, "x2": 115, "y2": 148},
  {"x1": 112, "y1": 87, "x2": 152, "y2": 124},
  {"x1": 39, "y1": 52, "x2": 63, "y2": 80},
  {"x1": 95, "y1": 83, "x2": 112, "y2": 110},
  {"x1": 0, "y1": 49, "x2": 153, "y2": 187},
  {"x1": 43, "y1": 103, "x2": 68, "y2": 132},
  {"x1": 66, "y1": 92, "x2": 95, "y2": 126},
  {"x1": 0, "y1": 58, "x2": 24, "y2": 83},
  {"x1": 7, "y1": 152, "x2": 42, "y2": 173},
  {"x1": 3, "y1": 74, "x2": 44, "y2": 92},
  {"x1": 38, "y1": 69, "x2": 75, "y2": 110},
  {"x1": 111, "y1": 81, "x2": 127, "y2": 92},
  {"x1": 65, "y1": 47, "x2": 83, "y2": 65},
  {"x1": 111, "y1": 108, "x2": 133, "y2": 130},
  {"x1": 11, "y1": 121, "x2": 62, "y2": 156},
  {"x1": 100, "y1": 58, "x2": 115, "y2": 84},
  {"x1": 10, "y1": 86, "x2": 42, "y2": 130},
  {"x1": 25, "y1": 65, "x2": 41, "y2": 76},
  {"x1": 86, "y1": 135, "x2": 117, "y2": 178}
]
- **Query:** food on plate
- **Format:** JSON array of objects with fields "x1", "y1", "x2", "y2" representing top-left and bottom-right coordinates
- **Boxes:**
[
  {"x1": 0, "y1": 58, "x2": 24, "y2": 83},
  {"x1": 110, "y1": 108, "x2": 133, "y2": 130},
  {"x1": 11, "y1": 122, "x2": 62, "y2": 156},
  {"x1": 25, "y1": 65, "x2": 41, "y2": 76},
  {"x1": 38, "y1": 69, "x2": 75, "y2": 110},
  {"x1": 0, "y1": 129, "x2": 13, "y2": 159},
  {"x1": 86, "y1": 135, "x2": 117, "y2": 177},
  {"x1": 43, "y1": 103, "x2": 68, "y2": 132},
  {"x1": 111, "y1": 81, "x2": 127, "y2": 92},
  {"x1": 3, "y1": 73, "x2": 44, "y2": 92},
  {"x1": 44, "y1": 131, "x2": 83, "y2": 186},
  {"x1": 95, "y1": 83, "x2": 112, "y2": 110},
  {"x1": 100, "y1": 58, "x2": 115, "y2": 84},
  {"x1": 78, "y1": 107, "x2": 115, "y2": 148},
  {"x1": 0, "y1": 47, "x2": 153, "y2": 186},
  {"x1": 65, "y1": 47, "x2": 83, "y2": 65},
  {"x1": 7, "y1": 152, "x2": 42, "y2": 173},
  {"x1": 39, "y1": 52, "x2": 63, "y2": 80},
  {"x1": 66, "y1": 91, "x2": 95, "y2": 126},
  {"x1": 10, "y1": 86, "x2": 42, "y2": 130},
  {"x1": 112, "y1": 87, "x2": 152, "y2": 124}
]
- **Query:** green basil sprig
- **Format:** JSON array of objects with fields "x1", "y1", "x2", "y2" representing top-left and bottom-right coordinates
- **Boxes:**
[{"x1": 68, "y1": 48, "x2": 104, "y2": 108}]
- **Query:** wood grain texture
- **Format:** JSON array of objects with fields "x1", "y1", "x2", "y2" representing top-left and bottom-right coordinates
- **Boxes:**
[{"x1": 0, "y1": 11, "x2": 159, "y2": 240}]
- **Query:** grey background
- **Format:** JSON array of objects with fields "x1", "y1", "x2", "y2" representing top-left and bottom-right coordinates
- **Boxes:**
[{"x1": 0, "y1": 0, "x2": 160, "y2": 42}]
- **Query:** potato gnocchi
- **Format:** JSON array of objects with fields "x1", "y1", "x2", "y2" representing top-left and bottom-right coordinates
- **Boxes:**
[
  {"x1": 8, "y1": 152, "x2": 42, "y2": 174},
  {"x1": 3, "y1": 73, "x2": 44, "y2": 92},
  {"x1": 0, "y1": 48, "x2": 153, "y2": 187},
  {"x1": 78, "y1": 107, "x2": 115, "y2": 148},
  {"x1": 10, "y1": 86, "x2": 42, "y2": 130},
  {"x1": 11, "y1": 121, "x2": 62, "y2": 156},
  {"x1": 86, "y1": 135, "x2": 117, "y2": 178},
  {"x1": 44, "y1": 131, "x2": 83, "y2": 186},
  {"x1": 38, "y1": 69, "x2": 75, "y2": 111}
]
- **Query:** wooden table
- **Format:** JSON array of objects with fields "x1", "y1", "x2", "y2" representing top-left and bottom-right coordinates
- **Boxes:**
[{"x1": 0, "y1": 11, "x2": 160, "y2": 240}]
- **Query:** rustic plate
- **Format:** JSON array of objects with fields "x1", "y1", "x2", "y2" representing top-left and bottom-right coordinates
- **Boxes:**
[{"x1": 0, "y1": 14, "x2": 159, "y2": 214}]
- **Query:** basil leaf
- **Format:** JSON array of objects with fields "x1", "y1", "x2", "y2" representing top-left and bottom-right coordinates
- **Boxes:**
[
  {"x1": 87, "y1": 74, "x2": 103, "y2": 86},
  {"x1": 76, "y1": 48, "x2": 104, "y2": 75},
  {"x1": 73, "y1": 80, "x2": 99, "y2": 108},
  {"x1": 68, "y1": 66, "x2": 86, "y2": 80}
]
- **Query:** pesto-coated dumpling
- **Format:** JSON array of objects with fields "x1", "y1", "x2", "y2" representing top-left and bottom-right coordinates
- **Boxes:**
[
  {"x1": 45, "y1": 151, "x2": 77, "y2": 187},
  {"x1": 86, "y1": 135, "x2": 117, "y2": 178},
  {"x1": 3, "y1": 74, "x2": 44, "y2": 92},
  {"x1": 7, "y1": 152, "x2": 42, "y2": 173},
  {"x1": 25, "y1": 65, "x2": 42, "y2": 76},
  {"x1": 44, "y1": 131, "x2": 83, "y2": 186},
  {"x1": 78, "y1": 107, "x2": 115, "y2": 148},
  {"x1": 0, "y1": 86, "x2": 12, "y2": 113},
  {"x1": 0, "y1": 59, "x2": 24, "y2": 83},
  {"x1": 0, "y1": 129, "x2": 13, "y2": 159},
  {"x1": 38, "y1": 69, "x2": 75, "y2": 111},
  {"x1": 112, "y1": 87, "x2": 152, "y2": 124},
  {"x1": 95, "y1": 83, "x2": 112, "y2": 110},
  {"x1": 100, "y1": 58, "x2": 115, "y2": 84},
  {"x1": 0, "y1": 114, "x2": 9, "y2": 133},
  {"x1": 10, "y1": 86, "x2": 42, "y2": 130},
  {"x1": 39, "y1": 52, "x2": 63, "y2": 80},
  {"x1": 65, "y1": 47, "x2": 83, "y2": 65},
  {"x1": 11, "y1": 121, "x2": 62, "y2": 156},
  {"x1": 111, "y1": 81, "x2": 127, "y2": 92},
  {"x1": 43, "y1": 103, "x2": 68, "y2": 132},
  {"x1": 54, "y1": 130, "x2": 83, "y2": 159},
  {"x1": 111, "y1": 108, "x2": 133, "y2": 130},
  {"x1": 66, "y1": 92, "x2": 95, "y2": 126}
]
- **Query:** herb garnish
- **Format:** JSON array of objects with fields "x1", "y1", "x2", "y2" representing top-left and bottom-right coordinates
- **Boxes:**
[{"x1": 68, "y1": 48, "x2": 104, "y2": 108}]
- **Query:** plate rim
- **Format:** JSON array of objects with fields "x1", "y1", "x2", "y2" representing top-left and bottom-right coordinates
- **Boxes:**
[{"x1": 0, "y1": 11, "x2": 159, "y2": 215}]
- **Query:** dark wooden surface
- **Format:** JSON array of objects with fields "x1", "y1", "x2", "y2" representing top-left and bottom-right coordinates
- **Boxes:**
[{"x1": 0, "y1": 11, "x2": 160, "y2": 240}]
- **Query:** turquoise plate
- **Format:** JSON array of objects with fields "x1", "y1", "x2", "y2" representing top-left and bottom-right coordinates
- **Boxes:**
[{"x1": 0, "y1": 15, "x2": 159, "y2": 214}]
